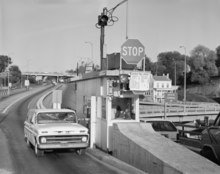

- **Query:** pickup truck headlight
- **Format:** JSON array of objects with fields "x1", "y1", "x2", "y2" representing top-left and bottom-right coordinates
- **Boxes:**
[
  {"x1": 40, "y1": 137, "x2": 47, "y2": 144},
  {"x1": 82, "y1": 136, "x2": 87, "y2": 142}
]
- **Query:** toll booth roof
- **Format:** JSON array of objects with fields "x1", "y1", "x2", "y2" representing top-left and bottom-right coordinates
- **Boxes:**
[{"x1": 71, "y1": 70, "x2": 151, "y2": 82}]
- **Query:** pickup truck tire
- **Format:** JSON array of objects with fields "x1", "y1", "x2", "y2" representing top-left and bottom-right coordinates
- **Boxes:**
[
  {"x1": 76, "y1": 149, "x2": 85, "y2": 155},
  {"x1": 200, "y1": 147, "x2": 218, "y2": 164},
  {"x1": 25, "y1": 137, "x2": 31, "y2": 147},
  {"x1": 34, "y1": 141, "x2": 44, "y2": 157}
]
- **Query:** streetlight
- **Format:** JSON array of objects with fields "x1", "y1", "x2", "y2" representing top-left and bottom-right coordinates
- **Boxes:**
[
  {"x1": 172, "y1": 58, "x2": 176, "y2": 86},
  {"x1": 180, "y1": 46, "x2": 187, "y2": 103}
]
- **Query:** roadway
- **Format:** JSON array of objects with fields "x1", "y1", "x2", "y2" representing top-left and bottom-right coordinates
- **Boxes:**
[{"x1": 0, "y1": 86, "x2": 122, "y2": 174}]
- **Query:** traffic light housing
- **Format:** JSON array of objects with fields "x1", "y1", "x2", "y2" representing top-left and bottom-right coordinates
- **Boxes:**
[{"x1": 98, "y1": 14, "x2": 109, "y2": 27}]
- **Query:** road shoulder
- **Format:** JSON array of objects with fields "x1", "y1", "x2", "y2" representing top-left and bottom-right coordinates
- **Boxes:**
[{"x1": 0, "y1": 129, "x2": 14, "y2": 174}]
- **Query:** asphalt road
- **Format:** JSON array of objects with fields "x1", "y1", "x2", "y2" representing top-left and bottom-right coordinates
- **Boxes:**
[{"x1": 0, "y1": 90, "x2": 121, "y2": 174}]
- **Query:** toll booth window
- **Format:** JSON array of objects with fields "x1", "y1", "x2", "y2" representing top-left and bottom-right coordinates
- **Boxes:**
[{"x1": 111, "y1": 97, "x2": 135, "y2": 120}]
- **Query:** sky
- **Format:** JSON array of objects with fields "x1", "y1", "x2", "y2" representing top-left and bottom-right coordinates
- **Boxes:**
[{"x1": 0, "y1": 0, "x2": 220, "y2": 73}]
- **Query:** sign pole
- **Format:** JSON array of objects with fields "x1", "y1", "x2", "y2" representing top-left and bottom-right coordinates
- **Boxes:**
[
  {"x1": 164, "y1": 102, "x2": 167, "y2": 120},
  {"x1": 120, "y1": 55, "x2": 122, "y2": 70}
]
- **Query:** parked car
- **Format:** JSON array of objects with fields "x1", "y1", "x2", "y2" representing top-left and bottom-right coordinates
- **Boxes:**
[
  {"x1": 178, "y1": 113, "x2": 220, "y2": 164},
  {"x1": 24, "y1": 108, "x2": 89, "y2": 157},
  {"x1": 141, "y1": 120, "x2": 179, "y2": 142}
]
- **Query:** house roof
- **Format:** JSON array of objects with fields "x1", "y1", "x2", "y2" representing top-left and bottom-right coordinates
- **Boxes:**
[{"x1": 153, "y1": 75, "x2": 171, "y2": 81}]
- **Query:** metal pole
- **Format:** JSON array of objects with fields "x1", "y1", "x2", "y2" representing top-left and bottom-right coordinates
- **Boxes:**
[
  {"x1": 184, "y1": 49, "x2": 186, "y2": 103},
  {"x1": 126, "y1": 0, "x2": 128, "y2": 40},
  {"x1": 175, "y1": 61, "x2": 176, "y2": 86},
  {"x1": 100, "y1": 25, "x2": 104, "y2": 70},
  {"x1": 180, "y1": 46, "x2": 186, "y2": 103},
  {"x1": 7, "y1": 57, "x2": 10, "y2": 95}
]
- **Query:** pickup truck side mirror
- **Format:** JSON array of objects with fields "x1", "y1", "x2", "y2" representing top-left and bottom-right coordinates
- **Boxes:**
[{"x1": 31, "y1": 116, "x2": 35, "y2": 124}]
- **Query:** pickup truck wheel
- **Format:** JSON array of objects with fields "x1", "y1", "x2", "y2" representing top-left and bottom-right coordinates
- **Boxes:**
[
  {"x1": 25, "y1": 137, "x2": 31, "y2": 147},
  {"x1": 76, "y1": 149, "x2": 85, "y2": 155},
  {"x1": 34, "y1": 142, "x2": 44, "y2": 157}
]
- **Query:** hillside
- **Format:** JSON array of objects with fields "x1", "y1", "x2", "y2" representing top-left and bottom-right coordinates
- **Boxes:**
[{"x1": 179, "y1": 78, "x2": 220, "y2": 103}]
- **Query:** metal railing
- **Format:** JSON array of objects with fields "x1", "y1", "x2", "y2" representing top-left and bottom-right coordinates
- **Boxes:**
[{"x1": 139, "y1": 101, "x2": 220, "y2": 118}]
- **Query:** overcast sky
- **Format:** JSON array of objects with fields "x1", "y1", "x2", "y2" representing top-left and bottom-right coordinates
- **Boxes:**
[{"x1": 0, "y1": 0, "x2": 220, "y2": 73}]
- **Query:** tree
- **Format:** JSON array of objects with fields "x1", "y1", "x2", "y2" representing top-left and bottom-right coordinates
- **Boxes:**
[
  {"x1": 66, "y1": 69, "x2": 76, "y2": 75},
  {"x1": 152, "y1": 61, "x2": 166, "y2": 76},
  {"x1": 157, "y1": 51, "x2": 186, "y2": 84},
  {"x1": 189, "y1": 45, "x2": 218, "y2": 84},
  {"x1": 215, "y1": 45, "x2": 220, "y2": 74},
  {"x1": 144, "y1": 55, "x2": 153, "y2": 71},
  {"x1": 9, "y1": 65, "x2": 21, "y2": 84},
  {"x1": 0, "y1": 55, "x2": 12, "y2": 72}
]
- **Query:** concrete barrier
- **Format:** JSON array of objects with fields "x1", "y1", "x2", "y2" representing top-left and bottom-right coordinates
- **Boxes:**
[{"x1": 111, "y1": 122, "x2": 220, "y2": 174}]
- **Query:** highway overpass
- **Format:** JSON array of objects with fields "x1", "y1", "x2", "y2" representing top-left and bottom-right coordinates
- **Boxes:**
[{"x1": 22, "y1": 71, "x2": 75, "y2": 82}]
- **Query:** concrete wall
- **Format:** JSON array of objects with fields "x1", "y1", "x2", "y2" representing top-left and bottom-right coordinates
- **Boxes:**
[
  {"x1": 74, "y1": 78, "x2": 102, "y2": 115},
  {"x1": 111, "y1": 122, "x2": 220, "y2": 174}
]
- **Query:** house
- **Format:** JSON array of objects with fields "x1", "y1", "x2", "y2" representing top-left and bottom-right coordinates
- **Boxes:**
[{"x1": 152, "y1": 74, "x2": 178, "y2": 103}]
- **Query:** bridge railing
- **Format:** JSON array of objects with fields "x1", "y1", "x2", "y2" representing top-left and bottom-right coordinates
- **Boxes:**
[{"x1": 139, "y1": 101, "x2": 220, "y2": 117}]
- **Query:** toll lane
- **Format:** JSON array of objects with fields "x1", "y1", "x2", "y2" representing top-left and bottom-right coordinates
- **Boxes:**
[{"x1": 0, "y1": 92, "x2": 121, "y2": 174}]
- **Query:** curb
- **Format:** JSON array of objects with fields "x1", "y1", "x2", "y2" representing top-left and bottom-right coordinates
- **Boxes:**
[{"x1": 86, "y1": 148, "x2": 147, "y2": 174}]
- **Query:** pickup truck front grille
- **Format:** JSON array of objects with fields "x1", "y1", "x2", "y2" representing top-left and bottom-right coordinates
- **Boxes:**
[{"x1": 40, "y1": 135, "x2": 88, "y2": 144}]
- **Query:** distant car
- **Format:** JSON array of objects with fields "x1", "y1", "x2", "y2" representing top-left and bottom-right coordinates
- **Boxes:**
[
  {"x1": 141, "y1": 120, "x2": 179, "y2": 142},
  {"x1": 24, "y1": 108, "x2": 89, "y2": 157}
]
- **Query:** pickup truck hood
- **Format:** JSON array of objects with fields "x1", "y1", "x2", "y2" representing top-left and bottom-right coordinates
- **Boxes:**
[{"x1": 36, "y1": 123, "x2": 88, "y2": 134}]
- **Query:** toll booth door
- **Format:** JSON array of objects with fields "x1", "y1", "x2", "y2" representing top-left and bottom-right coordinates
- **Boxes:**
[{"x1": 93, "y1": 97, "x2": 108, "y2": 151}]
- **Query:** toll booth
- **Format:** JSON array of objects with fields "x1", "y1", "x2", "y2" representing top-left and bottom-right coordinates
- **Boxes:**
[{"x1": 70, "y1": 70, "x2": 153, "y2": 152}]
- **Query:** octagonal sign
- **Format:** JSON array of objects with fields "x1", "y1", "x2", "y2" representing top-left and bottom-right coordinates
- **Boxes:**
[{"x1": 121, "y1": 39, "x2": 145, "y2": 64}]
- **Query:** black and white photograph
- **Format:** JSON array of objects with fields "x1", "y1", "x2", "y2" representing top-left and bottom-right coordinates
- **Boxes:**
[{"x1": 0, "y1": 0, "x2": 220, "y2": 173}]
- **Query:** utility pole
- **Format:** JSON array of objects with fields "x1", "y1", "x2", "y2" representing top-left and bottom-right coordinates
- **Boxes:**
[
  {"x1": 180, "y1": 46, "x2": 187, "y2": 114},
  {"x1": 96, "y1": 0, "x2": 128, "y2": 71}
]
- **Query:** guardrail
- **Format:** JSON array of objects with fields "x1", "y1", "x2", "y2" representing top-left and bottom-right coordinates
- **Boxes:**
[{"x1": 140, "y1": 101, "x2": 220, "y2": 119}]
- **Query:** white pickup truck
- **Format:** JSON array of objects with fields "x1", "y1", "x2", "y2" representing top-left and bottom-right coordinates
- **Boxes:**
[{"x1": 24, "y1": 108, "x2": 89, "y2": 157}]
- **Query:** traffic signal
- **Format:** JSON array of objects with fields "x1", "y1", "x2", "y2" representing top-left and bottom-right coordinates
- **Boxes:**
[
  {"x1": 119, "y1": 74, "x2": 130, "y2": 91},
  {"x1": 98, "y1": 14, "x2": 109, "y2": 27}
]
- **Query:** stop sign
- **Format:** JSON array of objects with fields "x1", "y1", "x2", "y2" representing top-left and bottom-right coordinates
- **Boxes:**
[{"x1": 121, "y1": 39, "x2": 145, "y2": 64}]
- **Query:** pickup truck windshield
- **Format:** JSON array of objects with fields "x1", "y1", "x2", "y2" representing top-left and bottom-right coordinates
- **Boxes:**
[{"x1": 37, "y1": 112, "x2": 77, "y2": 124}]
